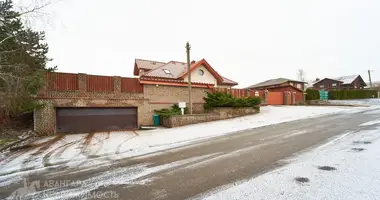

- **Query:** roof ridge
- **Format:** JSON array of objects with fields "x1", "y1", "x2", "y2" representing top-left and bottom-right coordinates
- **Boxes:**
[
  {"x1": 168, "y1": 60, "x2": 187, "y2": 64},
  {"x1": 332, "y1": 74, "x2": 360, "y2": 78},
  {"x1": 135, "y1": 58, "x2": 166, "y2": 64}
]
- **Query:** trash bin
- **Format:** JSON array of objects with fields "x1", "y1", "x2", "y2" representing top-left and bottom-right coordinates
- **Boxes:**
[{"x1": 153, "y1": 114, "x2": 160, "y2": 126}]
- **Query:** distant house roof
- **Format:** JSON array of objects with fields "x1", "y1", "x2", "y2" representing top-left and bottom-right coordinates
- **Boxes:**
[
  {"x1": 332, "y1": 75, "x2": 361, "y2": 85},
  {"x1": 312, "y1": 78, "x2": 343, "y2": 86},
  {"x1": 246, "y1": 78, "x2": 306, "y2": 89},
  {"x1": 135, "y1": 58, "x2": 238, "y2": 86},
  {"x1": 312, "y1": 75, "x2": 366, "y2": 86}
]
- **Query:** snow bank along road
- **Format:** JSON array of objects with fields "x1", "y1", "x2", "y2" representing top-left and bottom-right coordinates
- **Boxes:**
[{"x1": 1, "y1": 106, "x2": 380, "y2": 199}]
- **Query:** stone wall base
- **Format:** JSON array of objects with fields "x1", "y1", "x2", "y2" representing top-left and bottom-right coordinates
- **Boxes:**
[{"x1": 162, "y1": 107, "x2": 259, "y2": 128}]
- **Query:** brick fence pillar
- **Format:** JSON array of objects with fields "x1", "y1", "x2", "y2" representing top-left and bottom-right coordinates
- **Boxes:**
[
  {"x1": 114, "y1": 76, "x2": 121, "y2": 93},
  {"x1": 78, "y1": 73, "x2": 87, "y2": 96},
  {"x1": 34, "y1": 100, "x2": 56, "y2": 135}
]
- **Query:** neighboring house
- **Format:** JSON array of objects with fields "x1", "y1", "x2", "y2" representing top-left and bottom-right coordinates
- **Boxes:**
[
  {"x1": 312, "y1": 78, "x2": 343, "y2": 91},
  {"x1": 134, "y1": 59, "x2": 237, "y2": 88},
  {"x1": 313, "y1": 75, "x2": 367, "y2": 90},
  {"x1": 246, "y1": 78, "x2": 306, "y2": 91},
  {"x1": 246, "y1": 78, "x2": 306, "y2": 104},
  {"x1": 35, "y1": 58, "x2": 238, "y2": 135}
]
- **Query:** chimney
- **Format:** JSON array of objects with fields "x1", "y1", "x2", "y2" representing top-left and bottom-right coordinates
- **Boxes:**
[
  {"x1": 191, "y1": 60, "x2": 196, "y2": 64},
  {"x1": 316, "y1": 78, "x2": 320, "y2": 81}
]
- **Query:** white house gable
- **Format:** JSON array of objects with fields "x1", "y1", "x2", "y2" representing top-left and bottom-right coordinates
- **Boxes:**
[{"x1": 183, "y1": 65, "x2": 218, "y2": 86}]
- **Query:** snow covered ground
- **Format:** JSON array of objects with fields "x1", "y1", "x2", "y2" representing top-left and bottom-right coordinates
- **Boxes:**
[
  {"x1": 0, "y1": 103, "x2": 377, "y2": 180},
  {"x1": 196, "y1": 113, "x2": 380, "y2": 200},
  {"x1": 327, "y1": 98, "x2": 380, "y2": 106}
]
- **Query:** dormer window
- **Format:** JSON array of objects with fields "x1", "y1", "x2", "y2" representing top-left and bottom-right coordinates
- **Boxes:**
[{"x1": 163, "y1": 69, "x2": 171, "y2": 74}]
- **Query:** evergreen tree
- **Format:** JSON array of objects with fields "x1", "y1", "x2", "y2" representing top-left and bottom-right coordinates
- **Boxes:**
[{"x1": 0, "y1": 0, "x2": 54, "y2": 119}]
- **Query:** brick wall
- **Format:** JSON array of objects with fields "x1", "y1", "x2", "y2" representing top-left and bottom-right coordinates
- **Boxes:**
[
  {"x1": 142, "y1": 84, "x2": 211, "y2": 124},
  {"x1": 36, "y1": 73, "x2": 214, "y2": 135}
]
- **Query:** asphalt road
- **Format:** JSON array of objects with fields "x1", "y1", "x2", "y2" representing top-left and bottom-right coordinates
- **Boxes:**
[{"x1": 1, "y1": 107, "x2": 380, "y2": 200}]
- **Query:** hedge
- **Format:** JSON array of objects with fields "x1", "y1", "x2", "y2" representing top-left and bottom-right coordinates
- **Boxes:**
[
  {"x1": 305, "y1": 88, "x2": 320, "y2": 100},
  {"x1": 329, "y1": 90, "x2": 378, "y2": 100},
  {"x1": 203, "y1": 92, "x2": 261, "y2": 110},
  {"x1": 155, "y1": 104, "x2": 188, "y2": 118}
]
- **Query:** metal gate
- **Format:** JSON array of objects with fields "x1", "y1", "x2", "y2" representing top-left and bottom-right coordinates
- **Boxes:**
[
  {"x1": 56, "y1": 107, "x2": 138, "y2": 133},
  {"x1": 319, "y1": 91, "x2": 328, "y2": 100}
]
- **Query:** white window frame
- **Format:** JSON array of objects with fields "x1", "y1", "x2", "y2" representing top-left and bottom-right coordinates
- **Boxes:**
[
  {"x1": 320, "y1": 85, "x2": 324, "y2": 88},
  {"x1": 296, "y1": 83, "x2": 302, "y2": 89},
  {"x1": 332, "y1": 83, "x2": 337, "y2": 87}
]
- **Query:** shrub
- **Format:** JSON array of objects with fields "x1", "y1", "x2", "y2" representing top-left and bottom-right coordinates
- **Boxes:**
[
  {"x1": 329, "y1": 90, "x2": 378, "y2": 100},
  {"x1": 155, "y1": 104, "x2": 187, "y2": 118},
  {"x1": 203, "y1": 92, "x2": 261, "y2": 110},
  {"x1": 305, "y1": 89, "x2": 320, "y2": 100}
]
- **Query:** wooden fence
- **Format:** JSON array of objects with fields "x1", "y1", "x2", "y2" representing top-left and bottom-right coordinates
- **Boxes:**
[
  {"x1": 45, "y1": 72, "x2": 143, "y2": 93},
  {"x1": 212, "y1": 88, "x2": 304, "y2": 105},
  {"x1": 213, "y1": 88, "x2": 265, "y2": 98},
  {"x1": 46, "y1": 72, "x2": 79, "y2": 91},
  {"x1": 87, "y1": 75, "x2": 114, "y2": 92},
  {"x1": 121, "y1": 77, "x2": 144, "y2": 93}
]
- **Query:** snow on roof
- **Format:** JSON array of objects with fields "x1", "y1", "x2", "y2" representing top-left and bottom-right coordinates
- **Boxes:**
[
  {"x1": 312, "y1": 75, "x2": 361, "y2": 86},
  {"x1": 332, "y1": 75, "x2": 360, "y2": 85}
]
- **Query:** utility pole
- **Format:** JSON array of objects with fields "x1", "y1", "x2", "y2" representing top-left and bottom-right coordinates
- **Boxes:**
[
  {"x1": 186, "y1": 42, "x2": 192, "y2": 114},
  {"x1": 368, "y1": 70, "x2": 373, "y2": 88}
]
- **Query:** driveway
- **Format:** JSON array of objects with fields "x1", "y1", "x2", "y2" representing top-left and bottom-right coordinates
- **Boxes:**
[{"x1": 1, "y1": 106, "x2": 380, "y2": 199}]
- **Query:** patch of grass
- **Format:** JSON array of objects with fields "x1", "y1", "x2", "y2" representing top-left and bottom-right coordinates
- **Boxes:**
[
  {"x1": 351, "y1": 148, "x2": 365, "y2": 152},
  {"x1": 0, "y1": 138, "x2": 18, "y2": 147},
  {"x1": 294, "y1": 177, "x2": 309, "y2": 183},
  {"x1": 353, "y1": 141, "x2": 372, "y2": 145},
  {"x1": 318, "y1": 166, "x2": 337, "y2": 171}
]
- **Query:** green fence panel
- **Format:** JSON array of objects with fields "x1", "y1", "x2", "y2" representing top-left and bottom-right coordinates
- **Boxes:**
[{"x1": 319, "y1": 91, "x2": 328, "y2": 100}]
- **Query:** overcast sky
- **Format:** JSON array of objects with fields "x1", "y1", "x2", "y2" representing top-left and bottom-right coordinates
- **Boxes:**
[{"x1": 16, "y1": 0, "x2": 380, "y2": 87}]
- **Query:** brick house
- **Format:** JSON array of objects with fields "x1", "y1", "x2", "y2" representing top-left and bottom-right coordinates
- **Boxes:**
[
  {"x1": 312, "y1": 75, "x2": 367, "y2": 91},
  {"x1": 35, "y1": 58, "x2": 237, "y2": 135},
  {"x1": 245, "y1": 78, "x2": 306, "y2": 104},
  {"x1": 311, "y1": 78, "x2": 343, "y2": 91}
]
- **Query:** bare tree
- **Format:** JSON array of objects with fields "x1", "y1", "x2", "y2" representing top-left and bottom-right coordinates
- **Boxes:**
[{"x1": 297, "y1": 69, "x2": 306, "y2": 82}]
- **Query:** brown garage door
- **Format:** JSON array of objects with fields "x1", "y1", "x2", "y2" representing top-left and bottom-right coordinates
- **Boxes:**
[{"x1": 56, "y1": 107, "x2": 137, "y2": 133}]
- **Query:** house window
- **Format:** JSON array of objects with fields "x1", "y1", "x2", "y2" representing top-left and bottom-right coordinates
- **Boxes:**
[
  {"x1": 320, "y1": 85, "x2": 324, "y2": 88},
  {"x1": 199, "y1": 69, "x2": 204, "y2": 76},
  {"x1": 296, "y1": 83, "x2": 302, "y2": 89},
  {"x1": 163, "y1": 69, "x2": 171, "y2": 74},
  {"x1": 332, "y1": 83, "x2": 337, "y2": 87}
]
